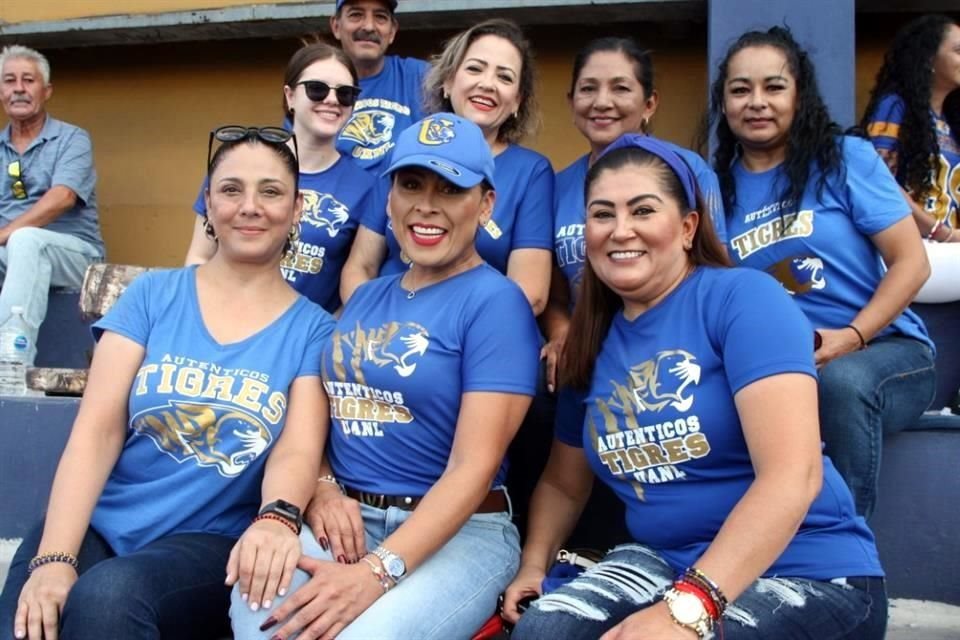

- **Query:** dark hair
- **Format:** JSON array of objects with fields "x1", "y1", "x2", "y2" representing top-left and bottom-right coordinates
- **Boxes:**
[
  {"x1": 208, "y1": 136, "x2": 300, "y2": 191},
  {"x1": 569, "y1": 37, "x2": 655, "y2": 100},
  {"x1": 859, "y1": 15, "x2": 960, "y2": 197},
  {"x1": 423, "y1": 19, "x2": 539, "y2": 143},
  {"x1": 707, "y1": 26, "x2": 843, "y2": 214},
  {"x1": 283, "y1": 41, "x2": 358, "y2": 119},
  {"x1": 562, "y1": 146, "x2": 730, "y2": 390}
]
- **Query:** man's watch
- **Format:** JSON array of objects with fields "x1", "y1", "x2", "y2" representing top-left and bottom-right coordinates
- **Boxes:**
[
  {"x1": 663, "y1": 587, "x2": 713, "y2": 639},
  {"x1": 259, "y1": 500, "x2": 303, "y2": 534},
  {"x1": 372, "y1": 546, "x2": 407, "y2": 582}
]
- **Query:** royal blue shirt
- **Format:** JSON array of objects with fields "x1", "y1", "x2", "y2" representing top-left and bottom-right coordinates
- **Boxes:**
[
  {"x1": 323, "y1": 264, "x2": 540, "y2": 495},
  {"x1": 555, "y1": 267, "x2": 882, "y2": 579},
  {"x1": 90, "y1": 267, "x2": 334, "y2": 554},
  {"x1": 726, "y1": 136, "x2": 932, "y2": 351},
  {"x1": 336, "y1": 56, "x2": 430, "y2": 174}
]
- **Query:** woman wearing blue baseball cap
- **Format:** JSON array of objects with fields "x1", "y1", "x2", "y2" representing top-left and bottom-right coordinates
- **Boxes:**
[
  {"x1": 340, "y1": 19, "x2": 554, "y2": 317},
  {"x1": 503, "y1": 134, "x2": 885, "y2": 640},
  {"x1": 230, "y1": 114, "x2": 540, "y2": 640}
]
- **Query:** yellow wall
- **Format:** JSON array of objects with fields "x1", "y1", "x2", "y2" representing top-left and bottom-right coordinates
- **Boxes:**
[
  {"x1": 0, "y1": 0, "x2": 311, "y2": 24},
  {"x1": 0, "y1": 21, "x2": 900, "y2": 266}
]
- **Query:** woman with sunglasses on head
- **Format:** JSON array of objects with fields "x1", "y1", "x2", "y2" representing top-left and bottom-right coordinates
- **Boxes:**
[
  {"x1": 185, "y1": 42, "x2": 381, "y2": 313},
  {"x1": 541, "y1": 37, "x2": 726, "y2": 391},
  {"x1": 340, "y1": 18, "x2": 553, "y2": 315},
  {"x1": 0, "y1": 127, "x2": 334, "y2": 640},
  {"x1": 504, "y1": 134, "x2": 885, "y2": 640},
  {"x1": 231, "y1": 114, "x2": 540, "y2": 640},
  {"x1": 709, "y1": 27, "x2": 934, "y2": 520},
  {"x1": 861, "y1": 14, "x2": 960, "y2": 303}
]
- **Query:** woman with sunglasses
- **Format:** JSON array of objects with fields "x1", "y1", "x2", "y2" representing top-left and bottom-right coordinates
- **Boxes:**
[
  {"x1": 185, "y1": 42, "x2": 381, "y2": 313},
  {"x1": 860, "y1": 14, "x2": 960, "y2": 303},
  {"x1": 0, "y1": 127, "x2": 334, "y2": 640},
  {"x1": 231, "y1": 114, "x2": 540, "y2": 640},
  {"x1": 340, "y1": 19, "x2": 553, "y2": 315}
]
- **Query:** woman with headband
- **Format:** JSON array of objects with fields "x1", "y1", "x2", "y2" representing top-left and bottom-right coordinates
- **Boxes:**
[
  {"x1": 503, "y1": 134, "x2": 885, "y2": 640},
  {"x1": 0, "y1": 127, "x2": 334, "y2": 639},
  {"x1": 231, "y1": 114, "x2": 540, "y2": 640},
  {"x1": 185, "y1": 42, "x2": 381, "y2": 313}
]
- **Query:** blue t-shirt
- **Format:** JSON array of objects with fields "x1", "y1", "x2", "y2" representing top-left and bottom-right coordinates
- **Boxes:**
[
  {"x1": 322, "y1": 264, "x2": 540, "y2": 495},
  {"x1": 866, "y1": 93, "x2": 960, "y2": 228},
  {"x1": 726, "y1": 136, "x2": 932, "y2": 351},
  {"x1": 193, "y1": 157, "x2": 384, "y2": 312},
  {"x1": 555, "y1": 267, "x2": 882, "y2": 579},
  {"x1": 362, "y1": 144, "x2": 555, "y2": 276},
  {"x1": 0, "y1": 116, "x2": 104, "y2": 254},
  {"x1": 554, "y1": 144, "x2": 726, "y2": 303},
  {"x1": 90, "y1": 267, "x2": 335, "y2": 554},
  {"x1": 336, "y1": 56, "x2": 430, "y2": 174}
]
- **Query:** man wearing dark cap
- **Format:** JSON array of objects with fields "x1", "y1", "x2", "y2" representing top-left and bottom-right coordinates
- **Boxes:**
[{"x1": 331, "y1": 0, "x2": 429, "y2": 172}]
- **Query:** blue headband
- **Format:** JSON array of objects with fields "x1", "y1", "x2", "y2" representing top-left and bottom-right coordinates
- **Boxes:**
[{"x1": 599, "y1": 134, "x2": 698, "y2": 210}]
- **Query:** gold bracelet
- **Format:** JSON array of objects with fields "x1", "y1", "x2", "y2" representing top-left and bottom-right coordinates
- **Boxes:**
[
  {"x1": 361, "y1": 556, "x2": 394, "y2": 593},
  {"x1": 28, "y1": 552, "x2": 79, "y2": 574}
]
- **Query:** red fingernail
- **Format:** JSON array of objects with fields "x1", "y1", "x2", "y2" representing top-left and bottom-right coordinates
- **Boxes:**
[
  {"x1": 270, "y1": 635, "x2": 282, "y2": 640},
  {"x1": 318, "y1": 537, "x2": 328, "y2": 551},
  {"x1": 259, "y1": 617, "x2": 277, "y2": 631},
  {"x1": 337, "y1": 554, "x2": 346, "y2": 563}
]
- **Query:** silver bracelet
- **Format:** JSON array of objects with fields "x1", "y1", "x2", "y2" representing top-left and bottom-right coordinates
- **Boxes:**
[{"x1": 317, "y1": 474, "x2": 344, "y2": 493}]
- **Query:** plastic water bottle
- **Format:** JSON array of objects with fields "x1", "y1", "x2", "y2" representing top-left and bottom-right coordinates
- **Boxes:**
[{"x1": 0, "y1": 306, "x2": 36, "y2": 396}]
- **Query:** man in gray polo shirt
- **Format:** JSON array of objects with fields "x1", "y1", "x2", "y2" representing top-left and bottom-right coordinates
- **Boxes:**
[{"x1": 0, "y1": 45, "x2": 103, "y2": 362}]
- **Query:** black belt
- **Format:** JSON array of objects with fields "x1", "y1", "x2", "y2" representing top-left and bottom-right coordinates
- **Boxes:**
[{"x1": 344, "y1": 487, "x2": 508, "y2": 513}]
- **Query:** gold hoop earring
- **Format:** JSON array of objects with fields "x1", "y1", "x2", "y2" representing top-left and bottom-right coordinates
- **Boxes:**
[
  {"x1": 283, "y1": 224, "x2": 300, "y2": 260},
  {"x1": 641, "y1": 117, "x2": 650, "y2": 133},
  {"x1": 203, "y1": 218, "x2": 217, "y2": 241}
]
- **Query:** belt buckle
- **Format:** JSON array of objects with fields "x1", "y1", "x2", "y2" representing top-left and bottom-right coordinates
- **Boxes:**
[{"x1": 362, "y1": 491, "x2": 387, "y2": 509}]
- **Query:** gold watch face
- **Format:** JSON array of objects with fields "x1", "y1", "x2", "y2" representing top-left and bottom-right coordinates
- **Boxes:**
[{"x1": 671, "y1": 591, "x2": 708, "y2": 624}]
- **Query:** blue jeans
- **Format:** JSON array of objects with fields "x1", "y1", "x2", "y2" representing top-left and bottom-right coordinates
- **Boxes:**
[
  {"x1": 231, "y1": 501, "x2": 520, "y2": 640},
  {"x1": 512, "y1": 544, "x2": 887, "y2": 640},
  {"x1": 0, "y1": 227, "x2": 102, "y2": 359},
  {"x1": 0, "y1": 519, "x2": 236, "y2": 640},
  {"x1": 818, "y1": 336, "x2": 936, "y2": 519}
]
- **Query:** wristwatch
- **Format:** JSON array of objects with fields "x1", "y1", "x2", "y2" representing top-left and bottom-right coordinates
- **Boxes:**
[
  {"x1": 259, "y1": 500, "x2": 303, "y2": 534},
  {"x1": 663, "y1": 587, "x2": 713, "y2": 639},
  {"x1": 372, "y1": 545, "x2": 407, "y2": 582}
]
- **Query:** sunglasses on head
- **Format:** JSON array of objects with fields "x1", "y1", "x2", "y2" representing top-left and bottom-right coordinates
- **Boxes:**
[
  {"x1": 295, "y1": 80, "x2": 362, "y2": 107},
  {"x1": 7, "y1": 160, "x2": 26, "y2": 199},
  {"x1": 206, "y1": 126, "x2": 299, "y2": 173}
]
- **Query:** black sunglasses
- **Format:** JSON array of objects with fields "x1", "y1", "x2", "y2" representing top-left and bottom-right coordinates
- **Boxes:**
[
  {"x1": 207, "y1": 126, "x2": 299, "y2": 173},
  {"x1": 295, "y1": 80, "x2": 362, "y2": 107}
]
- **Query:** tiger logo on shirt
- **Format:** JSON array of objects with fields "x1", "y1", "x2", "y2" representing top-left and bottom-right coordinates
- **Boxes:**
[
  {"x1": 340, "y1": 111, "x2": 396, "y2": 147},
  {"x1": 131, "y1": 401, "x2": 273, "y2": 478},
  {"x1": 629, "y1": 350, "x2": 701, "y2": 413},
  {"x1": 365, "y1": 322, "x2": 430, "y2": 377},
  {"x1": 301, "y1": 190, "x2": 349, "y2": 237},
  {"x1": 767, "y1": 255, "x2": 826, "y2": 296}
]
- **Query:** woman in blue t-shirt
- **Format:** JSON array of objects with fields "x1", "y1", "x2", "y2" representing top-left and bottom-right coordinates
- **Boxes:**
[
  {"x1": 707, "y1": 26, "x2": 935, "y2": 520},
  {"x1": 340, "y1": 19, "x2": 554, "y2": 316},
  {"x1": 504, "y1": 134, "x2": 885, "y2": 640},
  {"x1": 0, "y1": 129, "x2": 334, "y2": 639},
  {"x1": 232, "y1": 115, "x2": 540, "y2": 639},
  {"x1": 185, "y1": 43, "x2": 381, "y2": 313},
  {"x1": 861, "y1": 14, "x2": 960, "y2": 302},
  {"x1": 542, "y1": 37, "x2": 727, "y2": 391}
]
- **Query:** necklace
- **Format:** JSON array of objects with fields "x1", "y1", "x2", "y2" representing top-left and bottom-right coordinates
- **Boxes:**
[{"x1": 403, "y1": 269, "x2": 419, "y2": 299}]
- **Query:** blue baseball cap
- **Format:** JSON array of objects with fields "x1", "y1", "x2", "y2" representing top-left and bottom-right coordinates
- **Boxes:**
[
  {"x1": 336, "y1": 0, "x2": 398, "y2": 11},
  {"x1": 382, "y1": 113, "x2": 496, "y2": 189}
]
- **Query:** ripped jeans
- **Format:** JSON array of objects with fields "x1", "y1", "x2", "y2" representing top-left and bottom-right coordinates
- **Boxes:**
[{"x1": 512, "y1": 543, "x2": 887, "y2": 640}]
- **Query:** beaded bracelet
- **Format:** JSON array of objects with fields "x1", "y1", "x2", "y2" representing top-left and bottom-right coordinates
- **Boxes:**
[
  {"x1": 28, "y1": 552, "x2": 79, "y2": 574},
  {"x1": 674, "y1": 579, "x2": 719, "y2": 620},
  {"x1": 845, "y1": 324, "x2": 867, "y2": 350},
  {"x1": 253, "y1": 513, "x2": 299, "y2": 536},
  {"x1": 681, "y1": 567, "x2": 728, "y2": 616},
  {"x1": 361, "y1": 556, "x2": 394, "y2": 593}
]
